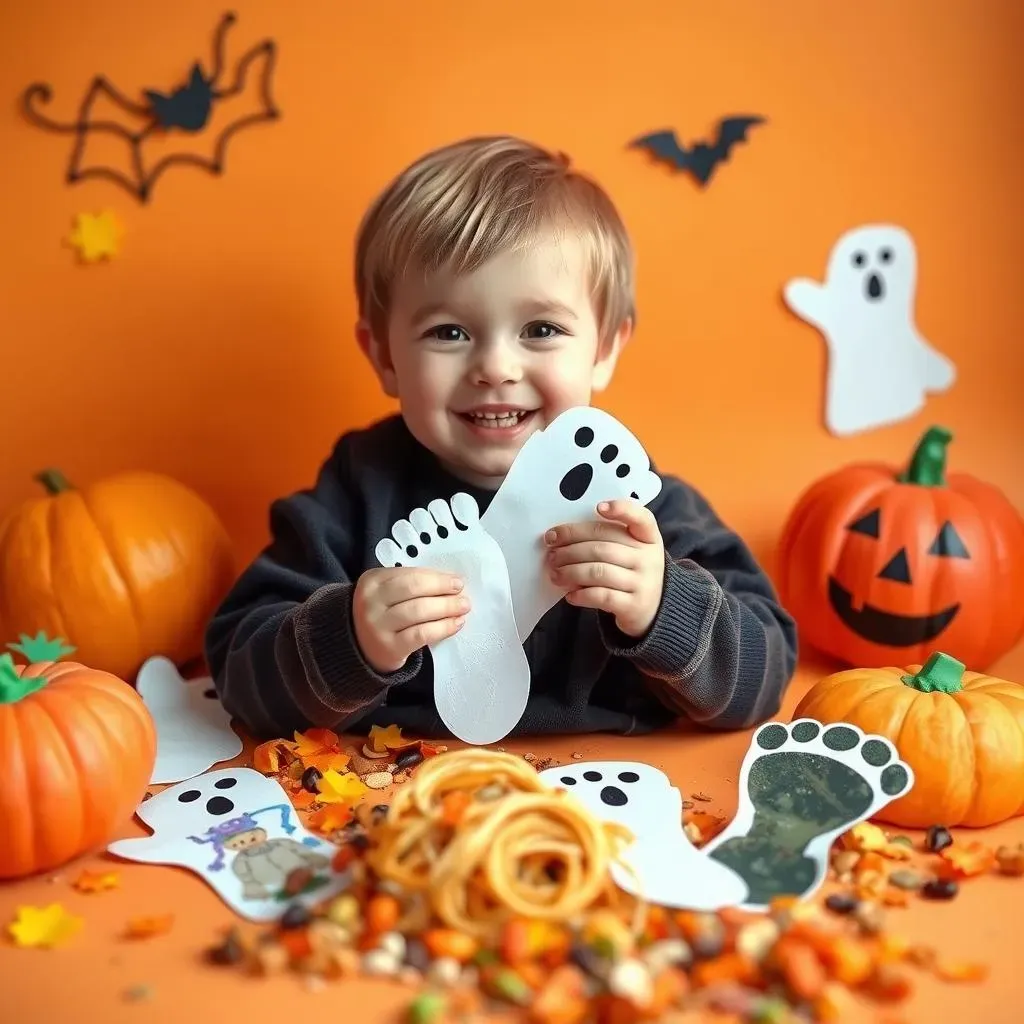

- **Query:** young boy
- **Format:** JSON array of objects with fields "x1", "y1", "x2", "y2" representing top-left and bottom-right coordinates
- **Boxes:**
[{"x1": 205, "y1": 135, "x2": 798, "y2": 741}]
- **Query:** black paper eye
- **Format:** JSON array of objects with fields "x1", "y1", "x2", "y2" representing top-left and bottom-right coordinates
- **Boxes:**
[
  {"x1": 852, "y1": 251, "x2": 867, "y2": 268},
  {"x1": 928, "y1": 521, "x2": 970, "y2": 559},
  {"x1": 879, "y1": 247, "x2": 894, "y2": 264},
  {"x1": 846, "y1": 508, "x2": 880, "y2": 538}
]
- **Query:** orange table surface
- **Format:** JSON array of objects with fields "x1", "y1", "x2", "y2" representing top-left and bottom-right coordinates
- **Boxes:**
[{"x1": 3, "y1": 649, "x2": 1024, "y2": 1024}]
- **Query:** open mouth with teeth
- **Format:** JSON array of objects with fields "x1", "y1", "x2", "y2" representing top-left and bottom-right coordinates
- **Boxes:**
[{"x1": 459, "y1": 409, "x2": 536, "y2": 430}]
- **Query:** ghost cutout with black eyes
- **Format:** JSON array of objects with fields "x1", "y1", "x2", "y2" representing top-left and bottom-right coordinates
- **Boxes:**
[
  {"x1": 107, "y1": 768, "x2": 350, "y2": 921},
  {"x1": 784, "y1": 225, "x2": 956, "y2": 436},
  {"x1": 538, "y1": 761, "x2": 749, "y2": 911}
]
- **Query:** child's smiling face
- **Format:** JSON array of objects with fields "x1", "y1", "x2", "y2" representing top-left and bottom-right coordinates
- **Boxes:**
[{"x1": 360, "y1": 227, "x2": 630, "y2": 488}]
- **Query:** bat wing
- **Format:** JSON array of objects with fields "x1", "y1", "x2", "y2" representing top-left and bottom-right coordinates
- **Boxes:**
[
  {"x1": 629, "y1": 130, "x2": 690, "y2": 168},
  {"x1": 715, "y1": 115, "x2": 766, "y2": 151}
]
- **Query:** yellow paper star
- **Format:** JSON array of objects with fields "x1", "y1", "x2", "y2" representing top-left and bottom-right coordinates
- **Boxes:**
[
  {"x1": 369, "y1": 723, "x2": 405, "y2": 752},
  {"x1": 8, "y1": 904, "x2": 83, "y2": 949},
  {"x1": 67, "y1": 211, "x2": 123, "y2": 263},
  {"x1": 317, "y1": 769, "x2": 368, "y2": 805}
]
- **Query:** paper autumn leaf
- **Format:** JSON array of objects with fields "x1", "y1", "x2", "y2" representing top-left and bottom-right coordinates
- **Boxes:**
[
  {"x1": 369, "y1": 723, "x2": 405, "y2": 752},
  {"x1": 308, "y1": 804, "x2": 353, "y2": 833},
  {"x1": 292, "y1": 727, "x2": 341, "y2": 758},
  {"x1": 317, "y1": 769, "x2": 368, "y2": 805},
  {"x1": 123, "y1": 914, "x2": 174, "y2": 939},
  {"x1": 301, "y1": 751, "x2": 350, "y2": 775},
  {"x1": 73, "y1": 869, "x2": 120, "y2": 893},
  {"x1": 8, "y1": 904, "x2": 83, "y2": 948}
]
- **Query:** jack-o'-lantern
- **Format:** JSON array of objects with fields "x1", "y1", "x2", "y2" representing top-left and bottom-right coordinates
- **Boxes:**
[{"x1": 778, "y1": 426, "x2": 1024, "y2": 669}]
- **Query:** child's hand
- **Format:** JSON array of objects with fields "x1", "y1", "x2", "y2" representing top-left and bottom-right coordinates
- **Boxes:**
[
  {"x1": 544, "y1": 499, "x2": 665, "y2": 638},
  {"x1": 353, "y1": 568, "x2": 468, "y2": 673}
]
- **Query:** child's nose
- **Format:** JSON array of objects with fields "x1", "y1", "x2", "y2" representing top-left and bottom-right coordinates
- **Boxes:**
[{"x1": 470, "y1": 342, "x2": 523, "y2": 385}]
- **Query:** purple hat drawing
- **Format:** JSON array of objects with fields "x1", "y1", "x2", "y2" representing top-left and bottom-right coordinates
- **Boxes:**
[{"x1": 188, "y1": 813, "x2": 262, "y2": 871}]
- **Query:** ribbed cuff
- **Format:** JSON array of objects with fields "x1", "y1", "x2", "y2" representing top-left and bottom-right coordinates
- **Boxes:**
[
  {"x1": 293, "y1": 583, "x2": 424, "y2": 707},
  {"x1": 599, "y1": 557, "x2": 720, "y2": 677}
]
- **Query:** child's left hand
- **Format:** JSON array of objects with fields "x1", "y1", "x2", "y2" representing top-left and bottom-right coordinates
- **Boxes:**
[{"x1": 544, "y1": 499, "x2": 665, "y2": 638}]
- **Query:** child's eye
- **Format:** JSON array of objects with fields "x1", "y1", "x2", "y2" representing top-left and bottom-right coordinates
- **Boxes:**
[
  {"x1": 425, "y1": 324, "x2": 469, "y2": 342},
  {"x1": 523, "y1": 322, "x2": 565, "y2": 340}
]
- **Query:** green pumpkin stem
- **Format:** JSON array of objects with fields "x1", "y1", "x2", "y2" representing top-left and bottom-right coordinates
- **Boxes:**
[
  {"x1": 0, "y1": 653, "x2": 47, "y2": 704},
  {"x1": 901, "y1": 652, "x2": 965, "y2": 694},
  {"x1": 898, "y1": 426, "x2": 952, "y2": 487},
  {"x1": 35, "y1": 468, "x2": 73, "y2": 494}
]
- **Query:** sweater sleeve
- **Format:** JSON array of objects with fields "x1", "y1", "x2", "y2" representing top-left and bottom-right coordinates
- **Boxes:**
[
  {"x1": 598, "y1": 476, "x2": 798, "y2": 729},
  {"x1": 203, "y1": 444, "x2": 424, "y2": 740}
]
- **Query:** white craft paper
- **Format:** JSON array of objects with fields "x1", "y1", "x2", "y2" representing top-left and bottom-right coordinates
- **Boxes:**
[
  {"x1": 783, "y1": 224, "x2": 956, "y2": 436},
  {"x1": 108, "y1": 768, "x2": 351, "y2": 921},
  {"x1": 538, "y1": 761, "x2": 749, "y2": 911},
  {"x1": 702, "y1": 719, "x2": 915, "y2": 911},
  {"x1": 375, "y1": 493, "x2": 530, "y2": 746},
  {"x1": 136, "y1": 655, "x2": 242, "y2": 784},
  {"x1": 479, "y1": 406, "x2": 663, "y2": 642}
]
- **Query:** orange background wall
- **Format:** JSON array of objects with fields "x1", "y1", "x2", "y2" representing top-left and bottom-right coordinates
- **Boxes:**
[{"x1": 3, "y1": 1, "x2": 1022, "y2": 650}]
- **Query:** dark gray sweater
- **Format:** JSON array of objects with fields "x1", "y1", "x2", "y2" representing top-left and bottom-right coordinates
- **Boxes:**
[{"x1": 205, "y1": 415, "x2": 798, "y2": 741}]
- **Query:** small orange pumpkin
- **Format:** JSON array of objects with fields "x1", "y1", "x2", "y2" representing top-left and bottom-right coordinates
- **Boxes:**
[
  {"x1": 0, "y1": 637, "x2": 157, "y2": 879},
  {"x1": 778, "y1": 425, "x2": 1024, "y2": 670},
  {"x1": 794, "y1": 652, "x2": 1024, "y2": 828},
  {"x1": 0, "y1": 468, "x2": 236, "y2": 681}
]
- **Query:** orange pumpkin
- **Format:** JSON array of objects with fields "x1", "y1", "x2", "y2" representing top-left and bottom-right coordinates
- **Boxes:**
[
  {"x1": 778, "y1": 425, "x2": 1024, "y2": 669},
  {"x1": 794, "y1": 652, "x2": 1024, "y2": 828},
  {"x1": 0, "y1": 645, "x2": 157, "y2": 879},
  {"x1": 0, "y1": 468, "x2": 236, "y2": 681}
]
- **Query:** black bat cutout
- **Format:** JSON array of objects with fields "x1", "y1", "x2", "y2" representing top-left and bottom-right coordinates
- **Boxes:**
[
  {"x1": 630, "y1": 116, "x2": 766, "y2": 187},
  {"x1": 20, "y1": 11, "x2": 279, "y2": 203}
]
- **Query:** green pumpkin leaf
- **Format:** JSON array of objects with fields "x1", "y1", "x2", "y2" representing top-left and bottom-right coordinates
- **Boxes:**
[
  {"x1": 0, "y1": 652, "x2": 47, "y2": 704},
  {"x1": 6, "y1": 630, "x2": 76, "y2": 664}
]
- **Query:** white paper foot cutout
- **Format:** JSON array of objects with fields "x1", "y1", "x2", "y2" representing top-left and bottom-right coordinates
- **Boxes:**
[
  {"x1": 108, "y1": 768, "x2": 351, "y2": 921},
  {"x1": 538, "y1": 761, "x2": 749, "y2": 911},
  {"x1": 479, "y1": 407, "x2": 663, "y2": 642},
  {"x1": 375, "y1": 494, "x2": 530, "y2": 746},
  {"x1": 136, "y1": 655, "x2": 242, "y2": 784},
  {"x1": 783, "y1": 225, "x2": 956, "y2": 436},
  {"x1": 702, "y1": 719, "x2": 915, "y2": 911}
]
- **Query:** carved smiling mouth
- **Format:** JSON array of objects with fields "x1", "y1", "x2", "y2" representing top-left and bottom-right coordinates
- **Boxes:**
[{"x1": 827, "y1": 577, "x2": 959, "y2": 647}]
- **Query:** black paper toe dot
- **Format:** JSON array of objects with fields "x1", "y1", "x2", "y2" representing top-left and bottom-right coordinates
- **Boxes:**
[
  {"x1": 822, "y1": 726, "x2": 858, "y2": 751},
  {"x1": 861, "y1": 739, "x2": 891, "y2": 766},
  {"x1": 880, "y1": 764, "x2": 909, "y2": 796},
  {"x1": 757, "y1": 724, "x2": 787, "y2": 750},
  {"x1": 791, "y1": 721, "x2": 819, "y2": 742}
]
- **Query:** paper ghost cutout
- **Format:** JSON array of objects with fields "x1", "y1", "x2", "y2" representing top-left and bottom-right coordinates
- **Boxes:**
[
  {"x1": 480, "y1": 406, "x2": 663, "y2": 643},
  {"x1": 702, "y1": 719, "x2": 915, "y2": 910},
  {"x1": 538, "y1": 761, "x2": 748, "y2": 911},
  {"x1": 107, "y1": 768, "x2": 351, "y2": 921},
  {"x1": 136, "y1": 655, "x2": 242, "y2": 784},
  {"x1": 784, "y1": 225, "x2": 956, "y2": 436},
  {"x1": 375, "y1": 493, "x2": 529, "y2": 747}
]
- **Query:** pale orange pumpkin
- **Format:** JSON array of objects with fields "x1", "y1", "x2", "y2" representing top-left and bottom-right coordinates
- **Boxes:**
[
  {"x1": 0, "y1": 646, "x2": 156, "y2": 879},
  {"x1": 0, "y1": 469, "x2": 235, "y2": 680},
  {"x1": 794, "y1": 652, "x2": 1024, "y2": 828}
]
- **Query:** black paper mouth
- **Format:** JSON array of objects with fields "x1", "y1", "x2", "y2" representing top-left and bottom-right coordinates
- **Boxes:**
[
  {"x1": 865, "y1": 272, "x2": 885, "y2": 301},
  {"x1": 827, "y1": 577, "x2": 958, "y2": 647}
]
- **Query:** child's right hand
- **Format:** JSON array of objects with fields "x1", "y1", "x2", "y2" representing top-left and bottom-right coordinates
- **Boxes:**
[{"x1": 352, "y1": 568, "x2": 468, "y2": 674}]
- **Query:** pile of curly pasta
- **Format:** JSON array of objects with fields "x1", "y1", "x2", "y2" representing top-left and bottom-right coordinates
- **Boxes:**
[{"x1": 364, "y1": 749, "x2": 641, "y2": 940}]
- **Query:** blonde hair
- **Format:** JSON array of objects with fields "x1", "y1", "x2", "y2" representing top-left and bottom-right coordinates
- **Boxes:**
[{"x1": 354, "y1": 135, "x2": 635, "y2": 341}]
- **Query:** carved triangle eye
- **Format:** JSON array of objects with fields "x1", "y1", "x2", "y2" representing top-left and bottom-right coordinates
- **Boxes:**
[
  {"x1": 878, "y1": 548, "x2": 912, "y2": 583},
  {"x1": 847, "y1": 508, "x2": 881, "y2": 538},
  {"x1": 928, "y1": 521, "x2": 970, "y2": 559}
]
